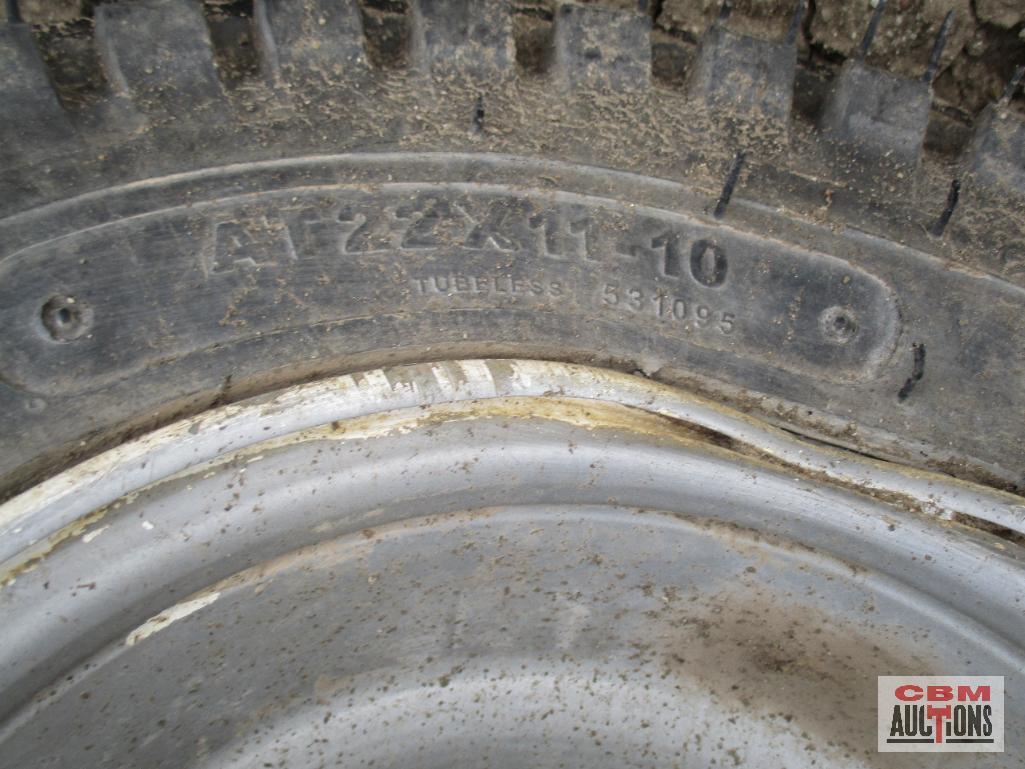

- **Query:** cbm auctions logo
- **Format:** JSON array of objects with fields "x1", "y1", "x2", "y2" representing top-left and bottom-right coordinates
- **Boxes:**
[{"x1": 878, "y1": 676, "x2": 1003, "y2": 752}]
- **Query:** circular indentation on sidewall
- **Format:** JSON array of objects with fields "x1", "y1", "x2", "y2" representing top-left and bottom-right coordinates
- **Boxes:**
[
  {"x1": 40, "y1": 295, "x2": 93, "y2": 342},
  {"x1": 819, "y1": 306, "x2": 858, "y2": 345}
]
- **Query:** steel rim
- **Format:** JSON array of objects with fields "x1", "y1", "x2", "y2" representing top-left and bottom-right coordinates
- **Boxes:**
[{"x1": 0, "y1": 359, "x2": 1022, "y2": 768}]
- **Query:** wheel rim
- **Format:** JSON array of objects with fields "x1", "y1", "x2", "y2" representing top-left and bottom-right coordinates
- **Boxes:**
[{"x1": 0, "y1": 360, "x2": 1022, "y2": 768}]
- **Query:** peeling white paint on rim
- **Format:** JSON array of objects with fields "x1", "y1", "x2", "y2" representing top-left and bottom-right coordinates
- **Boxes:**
[
  {"x1": 81, "y1": 525, "x2": 109, "y2": 544},
  {"x1": 0, "y1": 359, "x2": 1022, "y2": 568},
  {"x1": 125, "y1": 592, "x2": 221, "y2": 647}
]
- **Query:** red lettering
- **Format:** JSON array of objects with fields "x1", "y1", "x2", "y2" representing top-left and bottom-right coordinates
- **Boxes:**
[
  {"x1": 927, "y1": 704, "x2": 951, "y2": 743},
  {"x1": 958, "y1": 685, "x2": 990, "y2": 702},
  {"x1": 895, "y1": 685, "x2": 923, "y2": 701},
  {"x1": 928, "y1": 685, "x2": 954, "y2": 701}
]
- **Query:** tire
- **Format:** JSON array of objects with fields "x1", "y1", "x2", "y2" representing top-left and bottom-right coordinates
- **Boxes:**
[
  {"x1": 2, "y1": 2, "x2": 1025, "y2": 766},
  {"x1": 2, "y1": 0, "x2": 1025, "y2": 496}
]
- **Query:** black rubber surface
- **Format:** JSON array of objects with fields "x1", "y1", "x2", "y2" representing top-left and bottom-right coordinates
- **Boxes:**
[{"x1": 2, "y1": 0, "x2": 1025, "y2": 498}]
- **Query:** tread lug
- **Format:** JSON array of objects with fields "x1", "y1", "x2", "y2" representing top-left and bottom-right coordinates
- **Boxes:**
[
  {"x1": 961, "y1": 105, "x2": 1025, "y2": 194},
  {"x1": 254, "y1": 0, "x2": 368, "y2": 85},
  {"x1": 553, "y1": 3, "x2": 651, "y2": 91},
  {"x1": 0, "y1": 24, "x2": 74, "y2": 159},
  {"x1": 952, "y1": 104, "x2": 1025, "y2": 279},
  {"x1": 687, "y1": 25, "x2": 795, "y2": 131},
  {"x1": 409, "y1": 0, "x2": 514, "y2": 78},
  {"x1": 94, "y1": 0, "x2": 225, "y2": 115},
  {"x1": 819, "y1": 60, "x2": 930, "y2": 176}
]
